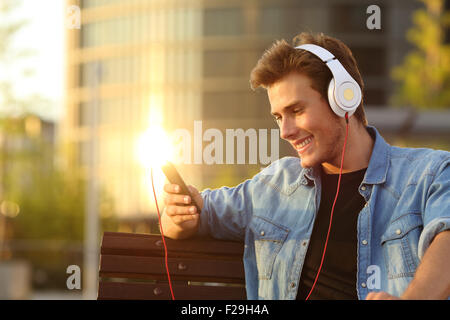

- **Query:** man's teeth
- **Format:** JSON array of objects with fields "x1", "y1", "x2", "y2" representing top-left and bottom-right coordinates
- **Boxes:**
[{"x1": 297, "y1": 137, "x2": 313, "y2": 149}]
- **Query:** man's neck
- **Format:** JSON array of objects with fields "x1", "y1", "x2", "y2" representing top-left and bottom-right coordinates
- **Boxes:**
[{"x1": 321, "y1": 121, "x2": 374, "y2": 175}]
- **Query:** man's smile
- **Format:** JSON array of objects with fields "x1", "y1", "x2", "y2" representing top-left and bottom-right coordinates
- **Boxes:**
[{"x1": 293, "y1": 135, "x2": 314, "y2": 154}]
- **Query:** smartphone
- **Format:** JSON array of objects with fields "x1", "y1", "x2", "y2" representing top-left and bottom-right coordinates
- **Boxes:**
[{"x1": 161, "y1": 161, "x2": 200, "y2": 212}]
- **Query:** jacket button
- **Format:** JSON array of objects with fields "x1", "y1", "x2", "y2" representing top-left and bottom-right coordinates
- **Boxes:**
[
  {"x1": 361, "y1": 186, "x2": 366, "y2": 191},
  {"x1": 362, "y1": 240, "x2": 368, "y2": 245},
  {"x1": 395, "y1": 229, "x2": 402, "y2": 235},
  {"x1": 290, "y1": 282, "x2": 296, "y2": 288},
  {"x1": 260, "y1": 231, "x2": 265, "y2": 236},
  {"x1": 361, "y1": 282, "x2": 367, "y2": 288}
]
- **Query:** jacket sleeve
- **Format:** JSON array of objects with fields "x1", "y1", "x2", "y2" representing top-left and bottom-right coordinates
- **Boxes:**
[
  {"x1": 418, "y1": 155, "x2": 450, "y2": 259},
  {"x1": 196, "y1": 158, "x2": 289, "y2": 241},
  {"x1": 197, "y1": 174, "x2": 261, "y2": 241}
]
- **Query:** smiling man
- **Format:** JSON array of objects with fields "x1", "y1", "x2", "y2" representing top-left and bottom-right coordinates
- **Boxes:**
[
  {"x1": 267, "y1": 72, "x2": 374, "y2": 175},
  {"x1": 162, "y1": 32, "x2": 450, "y2": 300}
]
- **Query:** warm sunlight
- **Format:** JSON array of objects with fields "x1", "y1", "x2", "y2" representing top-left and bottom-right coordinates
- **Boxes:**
[
  {"x1": 135, "y1": 125, "x2": 174, "y2": 169},
  {"x1": 135, "y1": 120, "x2": 177, "y2": 205}
]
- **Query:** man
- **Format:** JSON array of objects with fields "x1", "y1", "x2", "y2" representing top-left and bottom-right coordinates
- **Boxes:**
[{"x1": 161, "y1": 32, "x2": 450, "y2": 300}]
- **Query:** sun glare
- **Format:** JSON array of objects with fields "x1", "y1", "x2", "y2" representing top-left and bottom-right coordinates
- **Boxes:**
[
  {"x1": 135, "y1": 125, "x2": 174, "y2": 169},
  {"x1": 135, "y1": 124, "x2": 176, "y2": 206}
]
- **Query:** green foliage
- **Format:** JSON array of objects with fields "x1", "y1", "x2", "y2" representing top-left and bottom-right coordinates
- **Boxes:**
[
  {"x1": 394, "y1": 137, "x2": 450, "y2": 151},
  {"x1": 0, "y1": 0, "x2": 35, "y2": 116},
  {"x1": 0, "y1": 1, "x2": 119, "y2": 289},
  {"x1": 391, "y1": 0, "x2": 450, "y2": 109},
  {"x1": 0, "y1": 116, "x2": 118, "y2": 289},
  {"x1": 0, "y1": 118, "x2": 79, "y2": 240}
]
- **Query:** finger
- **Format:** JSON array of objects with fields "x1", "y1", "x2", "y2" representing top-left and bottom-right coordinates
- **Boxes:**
[
  {"x1": 187, "y1": 185, "x2": 198, "y2": 193},
  {"x1": 366, "y1": 292, "x2": 376, "y2": 300},
  {"x1": 172, "y1": 213, "x2": 199, "y2": 225},
  {"x1": 366, "y1": 292, "x2": 392, "y2": 300},
  {"x1": 187, "y1": 185, "x2": 199, "y2": 199},
  {"x1": 164, "y1": 194, "x2": 192, "y2": 205},
  {"x1": 165, "y1": 205, "x2": 197, "y2": 216},
  {"x1": 163, "y1": 183, "x2": 181, "y2": 194},
  {"x1": 383, "y1": 292, "x2": 399, "y2": 300},
  {"x1": 187, "y1": 185, "x2": 203, "y2": 207}
]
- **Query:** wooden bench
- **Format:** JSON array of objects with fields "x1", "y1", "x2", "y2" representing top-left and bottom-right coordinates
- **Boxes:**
[{"x1": 98, "y1": 232, "x2": 246, "y2": 300}]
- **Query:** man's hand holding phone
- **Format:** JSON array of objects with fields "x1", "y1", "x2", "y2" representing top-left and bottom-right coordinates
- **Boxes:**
[
  {"x1": 162, "y1": 183, "x2": 203, "y2": 239},
  {"x1": 160, "y1": 162, "x2": 203, "y2": 239}
]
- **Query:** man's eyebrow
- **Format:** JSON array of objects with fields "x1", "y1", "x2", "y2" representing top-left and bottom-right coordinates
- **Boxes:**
[{"x1": 271, "y1": 101, "x2": 306, "y2": 116}]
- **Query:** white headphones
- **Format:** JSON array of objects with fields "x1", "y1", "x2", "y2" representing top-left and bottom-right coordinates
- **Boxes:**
[{"x1": 295, "y1": 44, "x2": 362, "y2": 118}]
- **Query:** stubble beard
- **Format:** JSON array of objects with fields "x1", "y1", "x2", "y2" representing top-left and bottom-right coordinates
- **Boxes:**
[
  {"x1": 320, "y1": 121, "x2": 347, "y2": 171},
  {"x1": 299, "y1": 120, "x2": 346, "y2": 170}
]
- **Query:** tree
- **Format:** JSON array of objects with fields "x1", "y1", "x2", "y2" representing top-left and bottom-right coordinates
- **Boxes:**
[
  {"x1": 0, "y1": 114, "x2": 117, "y2": 289},
  {"x1": 0, "y1": 1, "x2": 118, "y2": 289},
  {"x1": 0, "y1": 0, "x2": 37, "y2": 116},
  {"x1": 391, "y1": 0, "x2": 450, "y2": 109}
]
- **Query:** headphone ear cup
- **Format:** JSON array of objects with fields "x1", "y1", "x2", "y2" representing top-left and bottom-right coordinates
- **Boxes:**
[
  {"x1": 327, "y1": 78, "x2": 344, "y2": 117},
  {"x1": 327, "y1": 78, "x2": 359, "y2": 118}
]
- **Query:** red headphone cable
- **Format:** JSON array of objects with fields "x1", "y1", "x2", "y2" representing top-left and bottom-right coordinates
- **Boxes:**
[
  {"x1": 151, "y1": 167, "x2": 176, "y2": 300},
  {"x1": 150, "y1": 113, "x2": 349, "y2": 301},
  {"x1": 305, "y1": 112, "x2": 350, "y2": 300}
]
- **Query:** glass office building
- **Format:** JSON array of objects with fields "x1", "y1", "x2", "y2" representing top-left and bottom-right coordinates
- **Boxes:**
[{"x1": 63, "y1": 0, "x2": 420, "y2": 224}]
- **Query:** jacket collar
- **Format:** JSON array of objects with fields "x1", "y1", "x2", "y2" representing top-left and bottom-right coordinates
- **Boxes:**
[
  {"x1": 363, "y1": 125, "x2": 389, "y2": 185},
  {"x1": 300, "y1": 125, "x2": 390, "y2": 185}
]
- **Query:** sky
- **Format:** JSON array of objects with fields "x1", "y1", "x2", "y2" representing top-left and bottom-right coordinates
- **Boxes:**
[{"x1": 8, "y1": 0, "x2": 66, "y2": 121}]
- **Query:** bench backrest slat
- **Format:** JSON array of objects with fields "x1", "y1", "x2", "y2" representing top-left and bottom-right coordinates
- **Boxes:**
[
  {"x1": 98, "y1": 232, "x2": 246, "y2": 300},
  {"x1": 99, "y1": 281, "x2": 246, "y2": 300},
  {"x1": 101, "y1": 232, "x2": 244, "y2": 257},
  {"x1": 100, "y1": 254, "x2": 245, "y2": 282}
]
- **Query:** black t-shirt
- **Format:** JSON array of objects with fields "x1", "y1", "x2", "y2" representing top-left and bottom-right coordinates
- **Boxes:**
[{"x1": 296, "y1": 166, "x2": 367, "y2": 300}]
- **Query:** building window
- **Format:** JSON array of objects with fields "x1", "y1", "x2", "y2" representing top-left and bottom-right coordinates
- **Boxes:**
[
  {"x1": 204, "y1": 8, "x2": 243, "y2": 36},
  {"x1": 352, "y1": 46, "x2": 387, "y2": 77},
  {"x1": 259, "y1": 6, "x2": 304, "y2": 35},
  {"x1": 203, "y1": 50, "x2": 256, "y2": 77},
  {"x1": 330, "y1": 4, "x2": 387, "y2": 33},
  {"x1": 203, "y1": 92, "x2": 268, "y2": 119},
  {"x1": 78, "y1": 103, "x2": 89, "y2": 127}
]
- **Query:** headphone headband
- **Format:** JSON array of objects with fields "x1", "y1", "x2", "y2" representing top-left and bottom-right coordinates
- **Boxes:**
[
  {"x1": 295, "y1": 44, "x2": 362, "y2": 117},
  {"x1": 295, "y1": 44, "x2": 335, "y2": 62}
]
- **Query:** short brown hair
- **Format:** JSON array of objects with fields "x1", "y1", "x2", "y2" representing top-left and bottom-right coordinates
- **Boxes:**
[{"x1": 250, "y1": 32, "x2": 367, "y2": 126}]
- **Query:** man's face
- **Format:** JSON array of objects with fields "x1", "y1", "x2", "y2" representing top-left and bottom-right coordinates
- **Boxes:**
[{"x1": 268, "y1": 72, "x2": 346, "y2": 169}]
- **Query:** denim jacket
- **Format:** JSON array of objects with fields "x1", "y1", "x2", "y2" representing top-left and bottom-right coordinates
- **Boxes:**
[{"x1": 198, "y1": 126, "x2": 450, "y2": 300}]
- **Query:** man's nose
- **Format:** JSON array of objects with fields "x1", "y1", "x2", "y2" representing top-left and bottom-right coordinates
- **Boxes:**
[{"x1": 279, "y1": 117, "x2": 297, "y2": 141}]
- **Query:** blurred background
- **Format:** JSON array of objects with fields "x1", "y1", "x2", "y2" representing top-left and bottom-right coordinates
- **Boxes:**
[{"x1": 0, "y1": 0, "x2": 449, "y2": 299}]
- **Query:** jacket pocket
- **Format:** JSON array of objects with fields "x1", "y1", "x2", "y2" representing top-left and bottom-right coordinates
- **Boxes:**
[
  {"x1": 249, "y1": 215, "x2": 289, "y2": 280},
  {"x1": 380, "y1": 213, "x2": 423, "y2": 279}
]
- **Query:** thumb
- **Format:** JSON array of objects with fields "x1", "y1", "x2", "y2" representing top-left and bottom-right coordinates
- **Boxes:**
[{"x1": 187, "y1": 185, "x2": 203, "y2": 211}]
